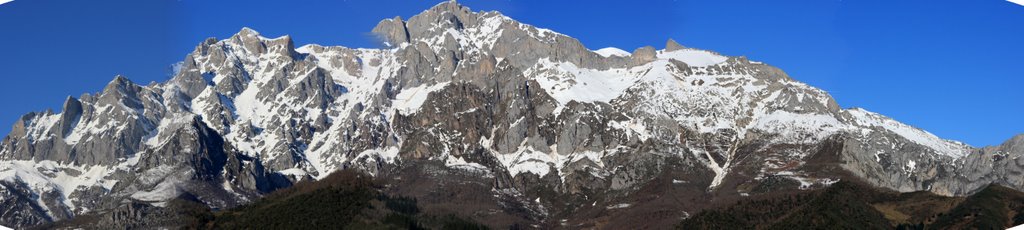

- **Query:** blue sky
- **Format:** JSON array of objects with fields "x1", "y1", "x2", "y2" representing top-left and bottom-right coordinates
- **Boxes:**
[{"x1": 0, "y1": 0, "x2": 1021, "y2": 146}]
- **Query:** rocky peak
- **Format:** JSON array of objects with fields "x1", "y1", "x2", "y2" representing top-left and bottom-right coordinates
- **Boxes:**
[
  {"x1": 229, "y1": 27, "x2": 266, "y2": 54},
  {"x1": 8, "y1": 111, "x2": 42, "y2": 138},
  {"x1": 998, "y1": 134, "x2": 1024, "y2": 154},
  {"x1": 106, "y1": 74, "x2": 132, "y2": 87},
  {"x1": 1009, "y1": 134, "x2": 1024, "y2": 144},
  {"x1": 404, "y1": 0, "x2": 477, "y2": 39},
  {"x1": 227, "y1": 27, "x2": 297, "y2": 58},
  {"x1": 194, "y1": 37, "x2": 219, "y2": 56},
  {"x1": 665, "y1": 38, "x2": 684, "y2": 51},
  {"x1": 267, "y1": 34, "x2": 297, "y2": 57},
  {"x1": 631, "y1": 46, "x2": 657, "y2": 65},
  {"x1": 236, "y1": 27, "x2": 260, "y2": 38},
  {"x1": 428, "y1": 0, "x2": 467, "y2": 13},
  {"x1": 370, "y1": 0, "x2": 628, "y2": 71},
  {"x1": 420, "y1": 0, "x2": 475, "y2": 24},
  {"x1": 371, "y1": 16, "x2": 410, "y2": 46},
  {"x1": 57, "y1": 96, "x2": 83, "y2": 137},
  {"x1": 101, "y1": 75, "x2": 137, "y2": 96}
]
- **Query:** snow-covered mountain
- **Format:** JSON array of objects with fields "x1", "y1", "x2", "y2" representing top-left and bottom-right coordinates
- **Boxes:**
[{"x1": 1, "y1": 1, "x2": 1022, "y2": 228}]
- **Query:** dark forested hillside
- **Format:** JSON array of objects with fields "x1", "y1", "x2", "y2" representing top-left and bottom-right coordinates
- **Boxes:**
[
  {"x1": 678, "y1": 180, "x2": 1024, "y2": 230},
  {"x1": 38, "y1": 170, "x2": 489, "y2": 230}
]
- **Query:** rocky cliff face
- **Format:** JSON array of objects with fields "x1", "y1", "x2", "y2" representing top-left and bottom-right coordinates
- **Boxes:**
[{"x1": 1, "y1": 1, "x2": 1021, "y2": 228}]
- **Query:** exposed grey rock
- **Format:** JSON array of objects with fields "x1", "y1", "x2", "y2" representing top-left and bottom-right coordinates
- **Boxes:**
[
  {"x1": 372, "y1": 16, "x2": 410, "y2": 46},
  {"x1": 0, "y1": 1, "x2": 1020, "y2": 229},
  {"x1": 57, "y1": 96, "x2": 82, "y2": 138},
  {"x1": 0, "y1": 181, "x2": 55, "y2": 227},
  {"x1": 665, "y1": 38, "x2": 684, "y2": 51},
  {"x1": 631, "y1": 46, "x2": 657, "y2": 65}
]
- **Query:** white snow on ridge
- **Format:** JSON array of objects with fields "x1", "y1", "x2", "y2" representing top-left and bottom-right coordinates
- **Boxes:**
[
  {"x1": 594, "y1": 47, "x2": 630, "y2": 57},
  {"x1": 750, "y1": 108, "x2": 972, "y2": 158},
  {"x1": 844, "y1": 108, "x2": 971, "y2": 158},
  {"x1": 657, "y1": 49, "x2": 729, "y2": 67},
  {"x1": 529, "y1": 58, "x2": 641, "y2": 113}
]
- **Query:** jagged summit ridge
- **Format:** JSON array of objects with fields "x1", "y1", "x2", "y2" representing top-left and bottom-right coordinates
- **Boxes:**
[{"x1": 0, "y1": 1, "x2": 1020, "y2": 228}]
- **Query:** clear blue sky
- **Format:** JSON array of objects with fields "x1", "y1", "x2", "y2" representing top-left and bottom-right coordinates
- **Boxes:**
[{"x1": 0, "y1": 0, "x2": 1021, "y2": 146}]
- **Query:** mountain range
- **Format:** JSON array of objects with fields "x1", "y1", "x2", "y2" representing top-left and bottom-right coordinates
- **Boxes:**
[{"x1": 1, "y1": 1, "x2": 1022, "y2": 229}]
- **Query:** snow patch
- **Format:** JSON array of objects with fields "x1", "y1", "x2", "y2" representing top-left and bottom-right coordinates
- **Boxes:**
[
  {"x1": 606, "y1": 203, "x2": 632, "y2": 209},
  {"x1": 278, "y1": 168, "x2": 309, "y2": 177},
  {"x1": 393, "y1": 82, "x2": 450, "y2": 115},
  {"x1": 594, "y1": 47, "x2": 630, "y2": 57},
  {"x1": 751, "y1": 111, "x2": 844, "y2": 142},
  {"x1": 130, "y1": 179, "x2": 181, "y2": 206},
  {"x1": 530, "y1": 58, "x2": 640, "y2": 113},
  {"x1": 445, "y1": 155, "x2": 490, "y2": 174},
  {"x1": 657, "y1": 49, "x2": 729, "y2": 67}
]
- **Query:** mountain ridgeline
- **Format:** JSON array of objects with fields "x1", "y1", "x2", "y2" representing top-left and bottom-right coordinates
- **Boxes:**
[{"x1": 1, "y1": 1, "x2": 1022, "y2": 229}]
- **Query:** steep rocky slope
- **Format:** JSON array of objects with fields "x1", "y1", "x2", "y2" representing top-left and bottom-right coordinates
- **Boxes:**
[{"x1": 1, "y1": 1, "x2": 1021, "y2": 228}]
